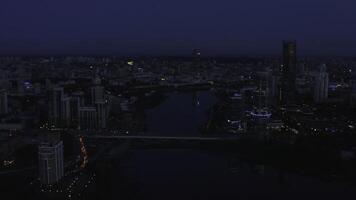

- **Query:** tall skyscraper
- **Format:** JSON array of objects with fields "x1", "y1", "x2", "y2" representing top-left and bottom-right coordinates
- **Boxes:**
[
  {"x1": 38, "y1": 132, "x2": 64, "y2": 185},
  {"x1": 280, "y1": 40, "x2": 297, "y2": 105},
  {"x1": 313, "y1": 64, "x2": 329, "y2": 103}
]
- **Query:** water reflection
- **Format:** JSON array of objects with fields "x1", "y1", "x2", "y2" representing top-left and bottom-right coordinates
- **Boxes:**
[
  {"x1": 144, "y1": 90, "x2": 216, "y2": 136},
  {"x1": 192, "y1": 91, "x2": 199, "y2": 107}
]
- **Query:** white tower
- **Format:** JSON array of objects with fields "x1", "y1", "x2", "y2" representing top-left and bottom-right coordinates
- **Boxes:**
[{"x1": 38, "y1": 133, "x2": 64, "y2": 185}]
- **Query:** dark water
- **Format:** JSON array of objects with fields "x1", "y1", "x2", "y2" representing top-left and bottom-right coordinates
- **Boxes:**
[
  {"x1": 144, "y1": 91, "x2": 217, "y2": 136},
  {"x1": 109, "y1": 149, "x2": 356, "y2": 200},
  {"x1": 97, "y1": 91, "x2": 356, "y2": 199}
]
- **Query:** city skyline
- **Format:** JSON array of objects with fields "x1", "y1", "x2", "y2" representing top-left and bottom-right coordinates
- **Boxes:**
[{"x1": 2, "y1": 1, "x2": 356, "y2": 199}]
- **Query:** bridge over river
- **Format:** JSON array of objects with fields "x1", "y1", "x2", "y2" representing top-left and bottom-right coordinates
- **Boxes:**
[{"x1": 83, "y1": 135, "x2": 242, "y2": 141}]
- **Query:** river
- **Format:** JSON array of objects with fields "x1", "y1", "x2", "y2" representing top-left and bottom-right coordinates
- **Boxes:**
[
  {"x1": 144, "y1": 90, "x2": 217, "y2": 136},
  {"x1": 93, "y1": 90, "x2": 356, "y2": 200}
]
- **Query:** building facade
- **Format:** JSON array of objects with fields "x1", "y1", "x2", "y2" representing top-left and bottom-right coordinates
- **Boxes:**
[
  {"x1": 313, "y1": 64, "x2": 329, "y2": 103},
  {"x1": 38, "y1": 133, "x2": 64, "y2": 185},
  {"x1": 280, "y1": 40, "x2": 297, "y2": 105}
]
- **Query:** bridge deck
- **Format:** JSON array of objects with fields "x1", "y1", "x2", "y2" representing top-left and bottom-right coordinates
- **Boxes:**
[{"x1": 84, "y1": 135, "x2": 238, "y2": 141}]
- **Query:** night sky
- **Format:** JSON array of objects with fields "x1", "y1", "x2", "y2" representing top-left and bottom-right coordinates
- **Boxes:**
[{"x1": 1, "y1": 0, "x2": 355, "y2": 56}]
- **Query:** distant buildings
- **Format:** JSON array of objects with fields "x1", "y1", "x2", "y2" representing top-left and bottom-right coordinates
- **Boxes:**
[
  {"x1": 91, "y1": 76, "x2": 104, "y2": 104},
  {"x1": 47, "y1": 76, "x2": 109, "y2": 130},
  {"x1": 68, "y1": 95, "x2": 82, "y2": 128},
  {"x1": 38, "y1": 133, "x2": 64, "y2": 185},
  {"x1": 91, "y1": 77, "x2": 108, "y2": 129},
  {"x1": 0, "y1": 90, "x2": 8, "y2": 114},
  {"x1": 351, "y1": 72, "x2": 356, "y2": 106},
  {"x1": 0, "y1": 55, "x2": 353, "y2": 139},
  {"x1": 48, "y1": 87, "x2": 64, "y2": 127},
  {"x1": 96, "y1": 102, "x2": 107, "y2": 129},
  {"x1": 313, "y1": 64, "x2": 329, "y2": 103},
  {"x1": 79, "y1": 106, "x2": 98, "y2": 130},
  {"x1": 266, "y1": 70, "x2": 279, "y2": 106},
  {"x1": 249, "y1": 80, "x2": 272, "y2": 124},
  {"x1": 61, "y1": 96, "x2": 71, "y2": 127}
]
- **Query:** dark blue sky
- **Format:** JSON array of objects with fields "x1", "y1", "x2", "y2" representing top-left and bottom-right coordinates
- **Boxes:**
[{"x1": 0, "y1": 0, "x2": 355, "y2": 56}]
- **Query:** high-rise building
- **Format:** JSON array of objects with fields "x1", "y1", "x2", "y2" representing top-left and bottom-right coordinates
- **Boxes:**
[
  {"x1": 91, "y1": 77, "x2": 104, "y2": 104},
  {"x1": 49, "y1": 87, "x2": 64, "y2": 127},
  {"x1": 91, "y1": 76, "x2": 108, "y2": 129},
  {"x1": 38, "y1": 132, "x2": 64, "y2": 185},
  {"x1": 0, "y1": 90, "x2": 8, "y2": 114},
  {"x1": 69, "y1": 96, "x2": 81, "y2": 128},
  {"x1": 96, "y1": 102, "x2": 107, "y2": 129},
  {"x1": 91, "y1": 86, "x2": 104, "y2": 104},
  {"x1": 313, "y1": 64, "x2": 329, "y2": 103},
  {"x1": 61, "y1": 96, "x2": 71, "y2": 127},
  {"x1": 280, "y1": 40, "x2": 297, "y2": 105},
  {"x1": 79, "y1": 107, "x2": 97, "y2": 130}
]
